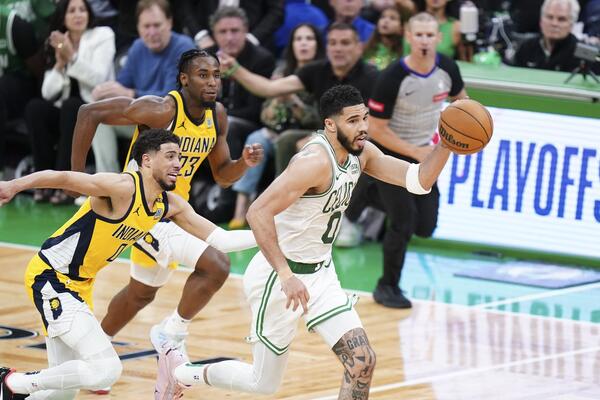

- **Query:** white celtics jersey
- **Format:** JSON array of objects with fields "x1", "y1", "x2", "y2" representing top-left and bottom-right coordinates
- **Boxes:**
[{"x1": 275, "y1": 132, "x2": 362, "y2": 263}]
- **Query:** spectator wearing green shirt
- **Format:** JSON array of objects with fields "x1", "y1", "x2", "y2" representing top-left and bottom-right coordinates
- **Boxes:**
[{"x1": 363, "y1": 4, "x2": 405, "y2": 70}]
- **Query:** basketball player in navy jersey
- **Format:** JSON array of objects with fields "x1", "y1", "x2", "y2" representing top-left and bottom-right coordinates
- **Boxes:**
[
  {"x1": 69, "y1": 49, "x2": 263, "y2": 381},
  {"x1": 0, "y1": 129, "x2": 257, "y2": 400}
]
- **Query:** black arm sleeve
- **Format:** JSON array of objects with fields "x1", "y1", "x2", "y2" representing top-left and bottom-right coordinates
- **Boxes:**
[
  {"x1": 437, "y1": 55, "x2": 464, "y2": 97},
  {"x1": 368, "y1": 62, "x2": 404, "y2": 119}
]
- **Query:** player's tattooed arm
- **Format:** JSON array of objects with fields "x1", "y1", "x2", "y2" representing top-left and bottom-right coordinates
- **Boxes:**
[{"x1": 332, "y1": 328, "x2": 376, "y2": 400}]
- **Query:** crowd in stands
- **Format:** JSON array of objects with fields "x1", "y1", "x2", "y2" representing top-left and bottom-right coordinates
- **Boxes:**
[{"x1": 0, "y1": 0, "x2": 599, "y2": 303}]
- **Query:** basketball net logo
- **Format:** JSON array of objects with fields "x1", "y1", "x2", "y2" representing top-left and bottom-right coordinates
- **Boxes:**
[{"x1": 439, "y1": 125, "x2": 469, "y2": 150}]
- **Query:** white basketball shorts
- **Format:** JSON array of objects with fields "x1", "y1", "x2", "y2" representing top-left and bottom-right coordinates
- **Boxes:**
[
  {"x1": 130, "y1": 220, "x2": 208, "y2": 287},
  {"x1": 243, "y1": 251, "x2": 362, "y2": 355}
]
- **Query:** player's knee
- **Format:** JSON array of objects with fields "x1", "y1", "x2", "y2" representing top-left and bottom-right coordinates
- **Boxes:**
[
  {"x1": 212, "y1": 251, "x2": 230, "y2": 284},
  {"x1": 195, "y1": 249, "x2": 230, "y2": 286},
  {"x1": 346, "y1": 344, "x2": 376, "y2": 381},
  {"x1": 88, "y1": 354, "x2": 122, "y2": 389},
  {"x1": 252, "y1": 378, "x2": 282, "y2": 395},
  {"x1": 128, "y1": 282, "x2": 159, "y2": 308}
]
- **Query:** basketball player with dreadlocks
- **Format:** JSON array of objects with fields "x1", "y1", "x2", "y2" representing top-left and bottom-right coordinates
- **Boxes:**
[{"x1": 70, "y1": 49, "x2": 263, "y2": 387}]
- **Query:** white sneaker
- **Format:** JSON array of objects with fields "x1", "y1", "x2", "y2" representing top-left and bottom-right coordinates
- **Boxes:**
[
  {"x1": 150, "y1": 319, "x2": 188, "y2": 358},
  {"x1": 151, "y1": 322, "x2": 189, "y2": 400},
  {"x1": 154, "y1": 346, "x2": 188, "y2": 400},
  {"x1": 334, "y1": 215, "x2": 363, "y2": 248}
]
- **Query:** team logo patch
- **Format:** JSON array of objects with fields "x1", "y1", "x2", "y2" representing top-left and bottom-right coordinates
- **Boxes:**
[
  {"x1": 350, "y1": 164, "x2": 359, "y2": 174},
  {"x1": 206, "y1": 118, "x2": 213, "y2": 128},
  {"x1": 153, "y1": 208, "x2": 164, "y2": 220},
  {"x1": 49, "y1": 297, "x2": 62, "y2": 320},
  {"x1": 143, "y1": 233, "x2": 160, "y2": 251}
]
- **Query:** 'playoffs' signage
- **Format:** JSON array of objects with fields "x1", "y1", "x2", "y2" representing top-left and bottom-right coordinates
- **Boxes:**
[{"x1": 435, "y1": 106, "x2": 600, "y2": 259}]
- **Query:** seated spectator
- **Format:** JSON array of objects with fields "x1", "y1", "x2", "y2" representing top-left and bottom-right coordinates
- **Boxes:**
[
  {"x1": 204, "y1": 6, "x2": 275, "y2": 159},
  {"x1": 89, "y1": 0, "x2": 195, "y2": 173},
  {"x1": 514, "y1": 0, "x2": 597, "y2": 73},
  {"x1": 363, "y1": 4, "x2": 405, "y2": 70},
  {"x1": 229, "y1": 23, "x2": 325, "y2": 229},
  {"x1": 361, "y1": 0, "x2": 416, "y2": 24},
  {"x1": 405, "y1": 0, "x2": 460, "y2": 59},
  {"x1": 25, "y1": 0, "x2": 115, "y2": 204},
  {"x1": 217, "y1": 22, "x2": 378, "y2": 175},
  {"x1": 0, "y1": 1, "x2": 53, "y2": 177},
  {"x1": 330, "y1": 0, "x2": 375, "y2": 43},
  {"x1": 274, "y1": 0, "x2": 330, "y2": 56},
  {"x1": 176, "y1": 0, "x2": 284, "y2": 52}
]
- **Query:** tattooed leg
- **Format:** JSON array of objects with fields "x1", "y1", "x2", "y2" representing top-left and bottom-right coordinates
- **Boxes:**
[{"x1": 332, "y1": 327, "x2": 376, "y2": 400}]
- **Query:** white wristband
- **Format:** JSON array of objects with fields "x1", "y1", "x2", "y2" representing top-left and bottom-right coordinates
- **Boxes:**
[
  {"x1": 205, "y1": 227, "x2": 257, "y2": 253},
  {"x1": 406, "y1": 163, "x2": 431, "y2": 194}
]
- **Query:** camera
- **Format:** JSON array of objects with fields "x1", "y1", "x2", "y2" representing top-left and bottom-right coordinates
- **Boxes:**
[
  {"x1": 565, "y1": 42, "x2": 600, "y2": 84},
  {"x1": 574, "y1": 42, "x2": 600, "y2": 63}
]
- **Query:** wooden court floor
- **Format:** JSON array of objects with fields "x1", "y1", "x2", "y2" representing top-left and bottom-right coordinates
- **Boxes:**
[{"x1": 1, "y1": 245, "x2": 599, "y2": 399}]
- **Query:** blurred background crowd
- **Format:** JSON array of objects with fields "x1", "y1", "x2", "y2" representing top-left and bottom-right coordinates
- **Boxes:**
[{"x1": 0, "y1": 0, "x2": 598, "y2": 219}]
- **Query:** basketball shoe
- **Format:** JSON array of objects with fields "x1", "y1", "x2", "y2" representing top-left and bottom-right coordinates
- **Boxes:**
[
  {"x1": 150, "y1": 318, "x2": 188, "y2": 356},
  {"x1": 151, "y1": 324, "x2": 189, "y2": 400},
  {"x1": 0, "y1": 368, "x2": 27, "y2": 400}
]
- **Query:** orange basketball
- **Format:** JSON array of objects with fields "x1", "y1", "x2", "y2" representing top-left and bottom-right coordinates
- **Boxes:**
[{"x1": 438, "y1": 99, "x2": 493, "y2": 155}]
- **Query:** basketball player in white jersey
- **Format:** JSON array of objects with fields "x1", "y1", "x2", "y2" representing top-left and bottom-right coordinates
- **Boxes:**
[{"x1": 152, "y1": 84, "x2": 458, "y2": 399}]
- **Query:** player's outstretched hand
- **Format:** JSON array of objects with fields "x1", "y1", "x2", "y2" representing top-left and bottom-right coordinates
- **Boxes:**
[
  {"x1": 281, "y1": 275, "x2": 310, "y2": 314},
  {"x1": 242, "y1": 143, "x2": 264, "y2": 167},
  {"x1": 0, "y1": 181, "x2": 17, "y2": 206}
]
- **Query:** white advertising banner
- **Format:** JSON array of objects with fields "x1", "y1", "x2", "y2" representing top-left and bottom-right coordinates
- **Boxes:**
[{"x1": 435, "y1": 106, "x2": 600, "y2": 259}]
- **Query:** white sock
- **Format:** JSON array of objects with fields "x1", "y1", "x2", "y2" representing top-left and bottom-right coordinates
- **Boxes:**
[{"x1": 163, "y1": 310, "x2": 190, "y2": 336}]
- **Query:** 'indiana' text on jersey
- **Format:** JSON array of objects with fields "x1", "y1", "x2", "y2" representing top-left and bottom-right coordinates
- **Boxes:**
[
  {"x1": 124, "y1": 90, "x2": 218, "y2": 201},
  {"x1": 24, "y1": 171, "x2": 168, "y2": 308}
]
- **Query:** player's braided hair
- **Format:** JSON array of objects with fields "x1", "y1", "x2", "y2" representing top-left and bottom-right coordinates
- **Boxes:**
[{"x1": 176, "y1": 49, "x2": 220, "y2": 90}]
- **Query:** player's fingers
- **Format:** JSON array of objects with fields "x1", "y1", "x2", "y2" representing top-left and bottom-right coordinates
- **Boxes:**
[
  {"x1": 301, "y1": 296, "x2": 308, "y2": 314},
  {"x1": 285, "y1": 295, "x2": 292, "y2": 310}
]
